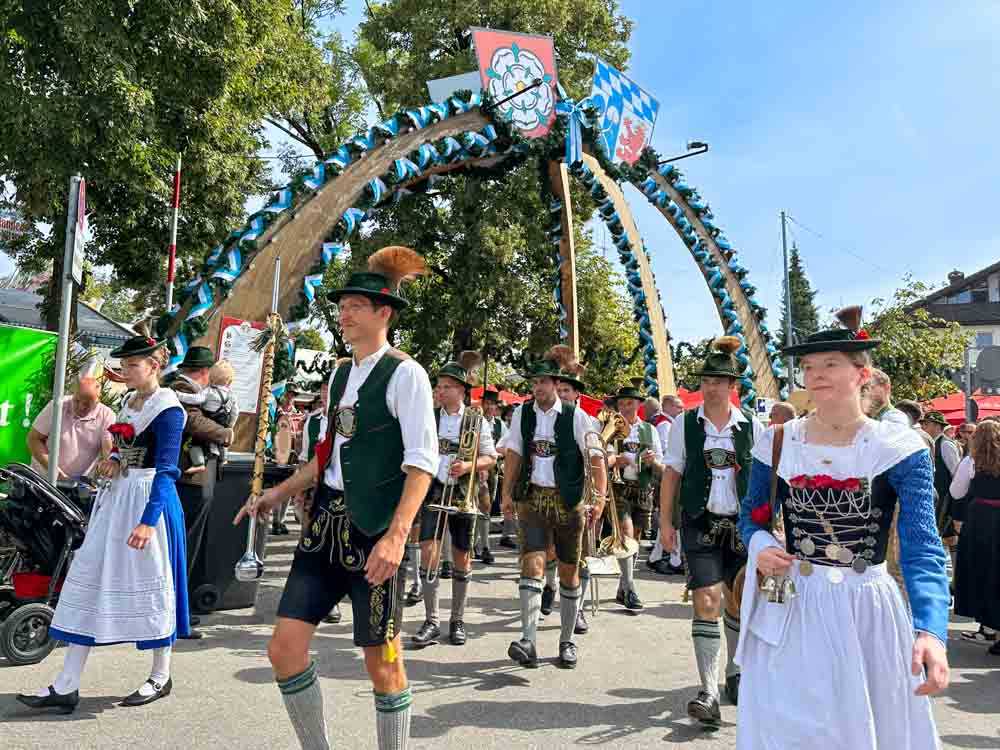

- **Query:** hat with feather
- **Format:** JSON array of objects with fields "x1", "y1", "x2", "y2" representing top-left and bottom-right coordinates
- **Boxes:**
[
  {"x1": 328, "y1": 245, "x2": 427, "y2": 310},
  {"x1": 781, "y1": 305, "x2": 880, "y2": 356},
  {"x1": 436, "y1": 350, "x2": 483, "y2": 389},
  {"x1": 612, "y1": 376, "x2": 646, "y2": 402},
  {"x1": 694, "y1": 336, "x2": 744, "y2": 379}
]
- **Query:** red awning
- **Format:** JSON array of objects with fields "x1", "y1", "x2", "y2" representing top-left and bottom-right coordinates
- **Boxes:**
[{"x1": 923, "y1": 391, "x2": 1000, "y2": 425}]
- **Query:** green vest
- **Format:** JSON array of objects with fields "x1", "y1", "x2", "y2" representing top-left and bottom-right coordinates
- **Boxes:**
[
  {"x1": 324, "y1": 350, "x2": 409, "y2": 536},
  {"x1": 304, "y1": 412, "x2": 323, "y2": 461},
  {"x1": 491, "y1": 417, "x2": 502, "y2": 444},
  {"x1": 616, "y1": 420, "x2": 655, "y2": 490},
  {"x1": 516, "y1": 399, "x2": 585, "y2": 509},
  {"x1": 678, "y1": 407, "x2": 755, "y2": 519}
]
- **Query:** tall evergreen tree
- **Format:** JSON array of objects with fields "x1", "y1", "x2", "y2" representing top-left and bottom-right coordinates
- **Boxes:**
[{"x1": 780, "y1": 243, "x2": 819, "y2": 344}]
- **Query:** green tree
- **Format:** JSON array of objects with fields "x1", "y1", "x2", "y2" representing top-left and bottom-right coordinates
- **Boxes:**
[
  {"x1": 780, "y1": 243, "x2": 819, "y2": 343},
  {"x1": 292, "y1": 327, "x2": 327, "y2": 351},
  {"x1": 79, "y1": 268, "x2": 141, "y2": 325},
  {"x1": 334, "y1": 0, "x2": 638, "y2": 391},
  {"x1": 670, "y1": 338, "x2": 713, "y2": 391},
  {"x1": 867, "y1": 276, "x2": 969, "y2": 402},
  {"x1": 0, "y1": 0, "x2": 329, "y2": 329}
]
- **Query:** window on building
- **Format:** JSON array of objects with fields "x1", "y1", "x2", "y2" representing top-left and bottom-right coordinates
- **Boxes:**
[
  {"x1": 971, "y1": 281, "x2": 989, "y2": 304},
  {"x1": 946, "y1": 290, "x2": 972, "y2": 304},
  {"x1": 977, "y1": 332, "x2": 993, "y2": 349}
]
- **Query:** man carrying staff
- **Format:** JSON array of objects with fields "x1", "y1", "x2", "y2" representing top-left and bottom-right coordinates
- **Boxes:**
[
  {"x1": 608, "y1": 381, "x2": 665, "y2": 612},
  {"x1": 235, "y1": 247, "x2": 437, "y2": 750},
  {"x1": 659, "y1": 337, "x2": 763, "y2": 726},
  {"x1": 411, "y1": 351, "x2": 498, "y2": 648},
  {"x1": 502, "y1": 349, "x2": 606, "y2": 669}
]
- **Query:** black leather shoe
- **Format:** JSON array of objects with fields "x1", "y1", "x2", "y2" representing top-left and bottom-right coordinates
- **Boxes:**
[
  {"x1": 404, "y1": 585, "x2": 422, "y2": 607},
  {"x1": 449, "y1": 620, "x2": 467, "y2": 645},
  {"x1": 179, "y1": 628, "x2": 204, "y2": 640},
  {"x1": 499, "y1": 536, "x2": 518, "y2": 549},
  {"x1": 558, "y1": 641, "x2": 578, "y2": 669},
  {"x1": 411, "y1": 620, "x2": 440, "y2": 648},
  {"x1": 623, "y1": 590, "x2": 644, "y2": 612},
  {"x1": 16, "y1": 686, "x2": 79, "y2": 714},
  {"x1": 122, "y1": 678, "x2": 172, "y2": 707},
  {"x1": 439, "y1": 561, "x2": 453, "y2": 580},
  {"x1": 725, "y1": 673, "x2": 740, "y2": 705},
  {"x1": 574, "y1": 609, "x2": 589, "y2": 635},
  {"x1": 507, "y1": 638, "x2": 538, "y2": 668},
  {"x1": 540, "y1": 585, "x2": 556, "y2": 616},
  {"x1": 687, "y1": 690, "x2": 721, "y2": 726},
  {"x1": 480, "y1": 548, "x2": 495, "y2": 565},
  {"x1": 323, "y1": 604, "x2": 342, "y2": 624},
  {"x1": 615, "y1": 589, "x2": 626, "y2": 606},
  {"x1": 988, "y1": 640, "x2": 1000, "y2": 656}
]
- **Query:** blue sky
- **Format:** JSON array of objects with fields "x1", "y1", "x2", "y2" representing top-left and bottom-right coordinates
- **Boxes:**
[{"x1": 5, "y1": 1, "x2": 997, "y2": 344}]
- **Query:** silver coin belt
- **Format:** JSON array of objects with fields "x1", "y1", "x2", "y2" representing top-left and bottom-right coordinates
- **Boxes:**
[
  {"x1": 117, "y1": 447, "x2": 148, "y2": 475},
  {"x1": 785, "y1": 484, "x2": 884, "y2": 577}
]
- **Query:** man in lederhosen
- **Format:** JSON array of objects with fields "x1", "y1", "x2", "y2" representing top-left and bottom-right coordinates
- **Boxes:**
[
  {"x1": 659, "y1": 337, "x2": 763, "y2": 726},
  {"x1": 237, "y1": 247, "x2": 437, "y2": 750},
  {"x1": 476, "y1": 387, "x2": 507, "y2": 564},
  {"x1": 608, "y1": 381, "x2": 665, "y2": 612},
  {"x1": 501, "y1": 352, "x2": 606, "y2": 669},
  {"x1": 411, "y1": 352, "x2": 497, "y2": 648}
]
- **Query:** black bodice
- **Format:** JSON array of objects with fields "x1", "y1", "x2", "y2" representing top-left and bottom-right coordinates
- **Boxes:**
[
  {"x1": 115, "y1": 420, "x2": 160, "y2": 470},
  {"x1": 777, "y1": 473, "x2": 897, "y2": 571}
]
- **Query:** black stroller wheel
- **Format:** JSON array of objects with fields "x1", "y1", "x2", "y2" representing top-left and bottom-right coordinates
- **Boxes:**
[{"x1": 0, "y1": 602, "x2": 57, "y2": 665}]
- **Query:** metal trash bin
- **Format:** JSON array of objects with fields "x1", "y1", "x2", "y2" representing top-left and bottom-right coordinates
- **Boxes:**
[{"x1": 187, "y1": 454, "x2": 294, "y2": 613}]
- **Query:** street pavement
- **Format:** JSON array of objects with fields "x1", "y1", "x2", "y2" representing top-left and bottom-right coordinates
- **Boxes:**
[{"x1": 2, "y1": 529, "x2": 999, "y2": 749}]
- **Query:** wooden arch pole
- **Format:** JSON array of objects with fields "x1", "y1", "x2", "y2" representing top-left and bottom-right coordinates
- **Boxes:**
[
  {"x1": 547, "y1": 160, "x2": 580, "y2": 358},
  {"x1": 579, "y1": 153, "x2": 675, "y2": 396}
]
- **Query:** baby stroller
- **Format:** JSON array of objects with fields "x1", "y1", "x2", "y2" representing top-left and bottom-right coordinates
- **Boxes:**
[{"x1": 0, "y1": 463, "x2": 89, "y2": 665}]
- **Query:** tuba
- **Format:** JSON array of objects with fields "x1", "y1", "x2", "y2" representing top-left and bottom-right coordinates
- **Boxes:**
[
  {"x1": 580, "y1": 409, "x2": 640, "y2": 614},
  {"x1": 426, "y1": 406, "x2": 485, "y2": 582}
]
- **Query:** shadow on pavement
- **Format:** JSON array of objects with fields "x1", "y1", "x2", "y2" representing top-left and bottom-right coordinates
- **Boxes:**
[{"x1": 0, "y1": 692, "x2": 125, "y2": 723}]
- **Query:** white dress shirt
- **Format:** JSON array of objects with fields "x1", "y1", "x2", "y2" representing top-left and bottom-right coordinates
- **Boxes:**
[
  {"x1": 934, "y1": 435, "x2": 962, "y2": 477},
  {"x1": 323, "y1": 342, "x2": 438, "y2": 490},
  {"x1": 664, "y1": 404, "x2": 765, "y2": 516},
  {"x1": 654, "y1": 418, "x2": 671, "y2": 457},
  {"x1": 505, "y1": 400, "x2": 596, "y2": 488},
  {"x1": 435, "y1": 404, "x2": 498, "y2": 485},
  {"x1": 949, "y1": 455, "x2": 974, "y2": 499}
]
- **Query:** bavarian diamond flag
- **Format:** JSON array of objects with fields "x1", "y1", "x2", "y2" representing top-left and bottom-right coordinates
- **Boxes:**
[{"x1": 589, "y1": 58, "x2": 660, "y2": 165}]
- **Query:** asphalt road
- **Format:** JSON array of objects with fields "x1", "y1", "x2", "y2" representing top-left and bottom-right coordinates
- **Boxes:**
[{"x1": 2, "y1": 529, "x2": 998, "y2": 749}]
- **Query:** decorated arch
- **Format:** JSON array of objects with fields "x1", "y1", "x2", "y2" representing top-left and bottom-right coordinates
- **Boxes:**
[{"x1": 159, "y1": 80, "x2": 787, "y2": 418}]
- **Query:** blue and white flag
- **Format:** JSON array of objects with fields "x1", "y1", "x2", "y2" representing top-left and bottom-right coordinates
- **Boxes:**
[{"x1": 589, "y1": 58, "x2": 660, "y2": 165}]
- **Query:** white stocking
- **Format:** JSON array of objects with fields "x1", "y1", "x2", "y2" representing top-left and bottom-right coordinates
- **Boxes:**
[{"x1": 47, "y1": 643, "x2": 91, "y2": 696}]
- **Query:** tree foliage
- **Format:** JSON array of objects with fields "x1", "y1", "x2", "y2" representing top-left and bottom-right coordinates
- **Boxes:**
[
  {"x1": 329, "y1": 0, "x2": 640, "y2": 392},
  {"x1": 670, "y1": 338, "x2": 713, "y2": 392},
  {"x1": 0, "y1": 0, "x2": 329, "y2": 328},
  {"x1": 292, "y1": 326, "x2": 327, "y2": 351},
  {"x1": 866, "y1": 276, "x2": 969, "y2": 402},
  {"x1": 779, "y1": 243, "x2": 819, "y2": 343}
]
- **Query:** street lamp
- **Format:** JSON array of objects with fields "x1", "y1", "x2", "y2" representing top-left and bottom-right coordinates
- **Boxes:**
[{"x1": 657, "y1": 141, "x2": 710, "y2": 165}]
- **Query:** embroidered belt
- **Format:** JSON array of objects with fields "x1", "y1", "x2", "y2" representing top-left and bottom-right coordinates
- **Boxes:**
[
  {"x1": 335, "y1": 407, "x2": 356, "y2": 439},
  {"x1": 622, "y1": 440, "x2": 641, "y2": 454},
  {"x1": 532, "y1": 439, "x2": 555, "y2": 458},
  {"x1": 703, "y1": 448, "x2": 737, "y2": 470},
  {"x1": 438, "y1": 438, "x2": 460, "y2": 455}
]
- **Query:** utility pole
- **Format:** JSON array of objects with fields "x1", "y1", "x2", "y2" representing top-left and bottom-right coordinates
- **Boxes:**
[{"x1": 781, "y1": 210, "x2": 794, "y2": 390}]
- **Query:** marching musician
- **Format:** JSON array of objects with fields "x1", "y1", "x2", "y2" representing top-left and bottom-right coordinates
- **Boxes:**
[
  {"x1": 608, "y1": 381, "x2": 665, "y2": 612},
  {"x1": 411, "y1": 352, "x2": 498, "y2": 648},
  {"x1": 234, "y1": 247, "x2": 437, "y2": 750},
  {"x1": 502, "y1": 347, "x2": 606, "y2": 669},
  {"x1": 476, "y1": 387, "x2": 507, "y2": 564},
  {"x1": 551, "y1": 346, "x2": 600, "y2": 636},
  {"x1": 659, "y1": 337, "x2": 764, "y2": 726}
]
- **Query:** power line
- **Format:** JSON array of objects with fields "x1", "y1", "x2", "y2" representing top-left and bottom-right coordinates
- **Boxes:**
[{"x1": 784, "y1": 214, "x2": 892, "y2": 274}]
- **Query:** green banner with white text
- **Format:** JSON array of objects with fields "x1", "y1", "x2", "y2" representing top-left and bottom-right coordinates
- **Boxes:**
[{"x1": 0, "y1": 324, "x2": 58, "y2": 465}]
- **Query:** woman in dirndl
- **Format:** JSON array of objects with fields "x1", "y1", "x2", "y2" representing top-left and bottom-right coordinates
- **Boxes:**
[
  {"x1": 952, "y1": 419, "x2": 1000, "y2": 656},
  {"x1": 735, "y1": 306, "x2": 950, "y2": 749},
  {"x1": 18, "y1": 336, "x2": 189, "y2": 713}
]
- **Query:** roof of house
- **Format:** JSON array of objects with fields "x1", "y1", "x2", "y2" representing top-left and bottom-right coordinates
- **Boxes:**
[
  {"x1": 913, "y1": 260, "x2": 1000, "y2": 306},
  {"x1": 0, "y1": 289, "x2": 134, "y2": 341},
  {"x1": 920, "y1": 301, "x2": 1000, "y2": 326}
]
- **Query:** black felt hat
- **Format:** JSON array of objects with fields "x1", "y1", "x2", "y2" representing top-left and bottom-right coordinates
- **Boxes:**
[
  {"x1": 110, "y1": 335, "x2": 166, "y2": 359},
  {"x1": 435, "y1": 351, "x2": 483, "y2": 388},
  {"x1": 178, "y1": 346, "x2": 216, "y2": 370},
  {"x1": 328, "y1": 246, "x2": 427, "y2": 310},
  {"x1": 781, "y1": 305, "x2": 880, "y2": 356},
  {"x1": 694, "y1": 336, "x2": 743, "y2": 378},
  {"x1": 920, "y1": 410, "x2": 949, "y2": 427},
  {"x1": 613, "y1": 377, "x2": 646, "y2": 402}
]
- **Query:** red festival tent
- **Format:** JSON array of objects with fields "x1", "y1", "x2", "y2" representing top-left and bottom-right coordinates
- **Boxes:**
[{"x1": 923, "y1": 391, "x2": 1000, "y2": 425}]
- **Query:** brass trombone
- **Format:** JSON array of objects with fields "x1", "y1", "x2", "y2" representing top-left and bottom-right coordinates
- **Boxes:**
[
  {"x1": 581, "y1": 409, "x2": 640, "y2": 614},
  {"x1": 426, "y1": 406, "x2": 485, "y2": 582}
]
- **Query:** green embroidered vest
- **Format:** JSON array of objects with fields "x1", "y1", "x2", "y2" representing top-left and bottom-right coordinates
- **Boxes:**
[
  {"x1": 515, "y1": 399, "x2": 585, "y2": 509},
  {"x1": 678, "y1": 407, "x2": 755, "y2": 519},
  {"x1": 324, "y1": 350, "x2": 408, "y2": 535}
]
